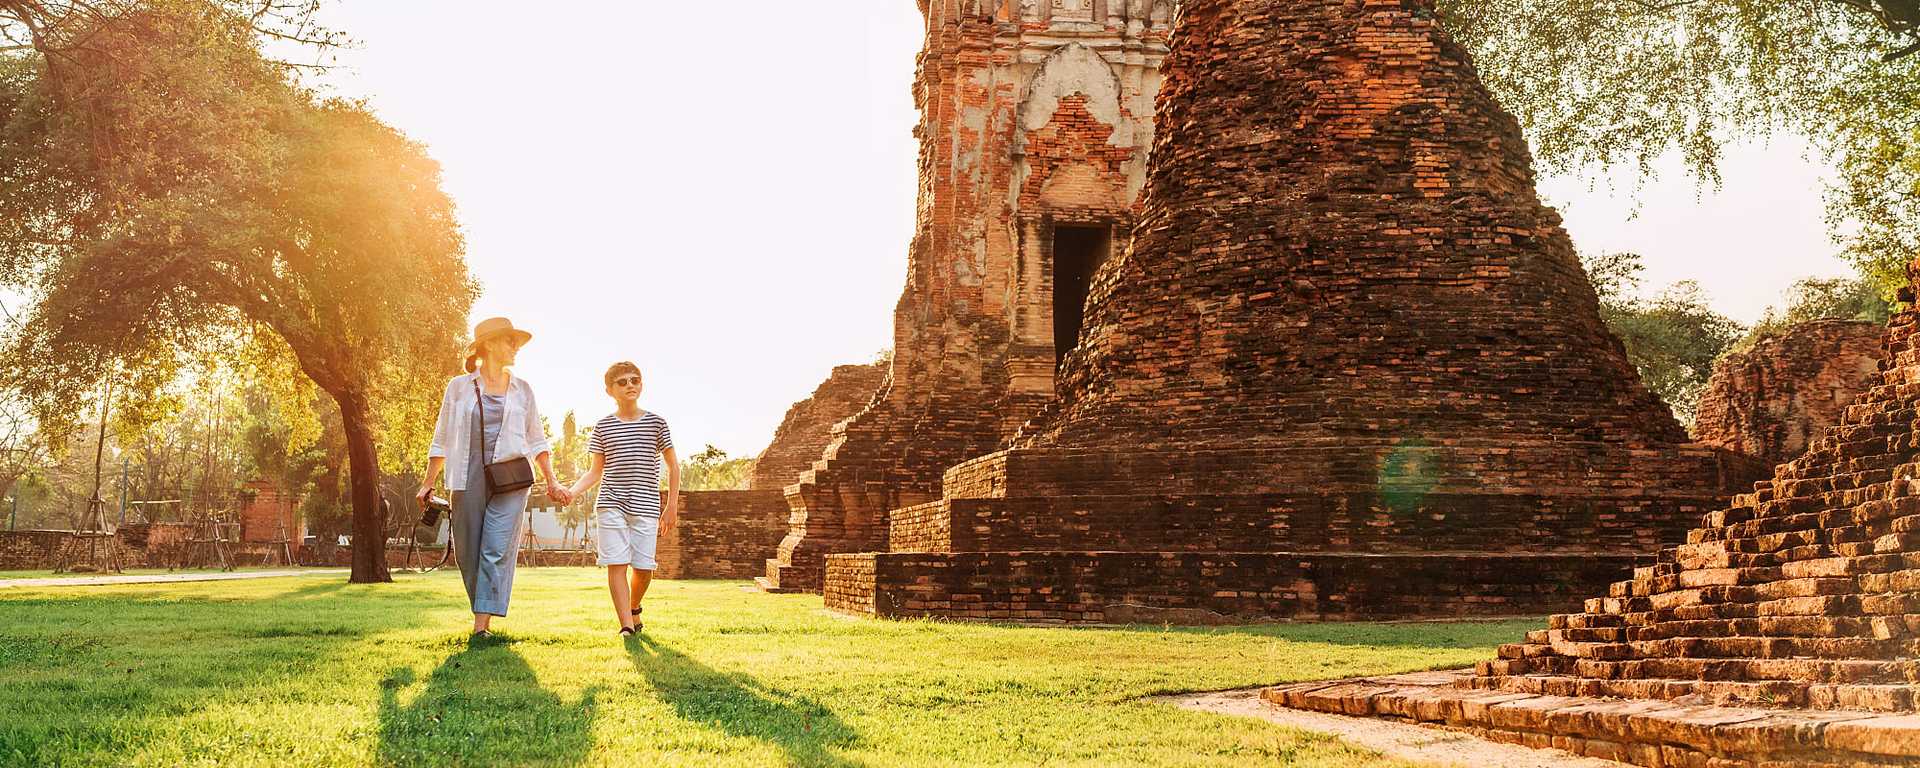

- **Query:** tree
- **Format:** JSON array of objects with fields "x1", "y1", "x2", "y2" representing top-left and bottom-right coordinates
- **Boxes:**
[
  {"x1": 0, "y1": 1, "x2": 473, "y2": 582},
  {"x1": 1438, "y1": 0, "x2": 1920, "y2": 290},
  {"x1": 1583, "y1": 252, "x2": 1746, "y2": 427},
  {"x1": 0, "y1": 391, "x2": 42, "y2": 507},
  {"x1": 680, "y1": 445, "x2": 754, "y2": 492}
]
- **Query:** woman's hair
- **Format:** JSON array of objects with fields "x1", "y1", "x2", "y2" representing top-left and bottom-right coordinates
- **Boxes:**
[{"x1": 465, "y1": 336, "x2": 513, "y2": 374}]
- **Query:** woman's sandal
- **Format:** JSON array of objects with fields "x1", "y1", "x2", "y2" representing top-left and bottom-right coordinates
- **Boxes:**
[{"x1": 618, "y1": 626, "x2": 635, "y2": 637}]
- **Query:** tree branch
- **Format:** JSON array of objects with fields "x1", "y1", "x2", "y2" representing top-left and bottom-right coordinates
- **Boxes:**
[
  {"x1": 1884, "y1": 38, "x2": 1920, "y2": 59},
  {"x1": 1622, "y1": 0, "x2": 1703, "y2": 12}
]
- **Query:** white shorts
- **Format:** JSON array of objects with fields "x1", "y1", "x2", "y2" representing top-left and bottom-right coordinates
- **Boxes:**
[{"x1": 595, "y1": 510, "x2": 659, "y2": 569}]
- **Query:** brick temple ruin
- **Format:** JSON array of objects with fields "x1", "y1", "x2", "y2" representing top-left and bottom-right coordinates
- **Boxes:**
[
  {"x1": 1696, "y1": 319, "x2": 1885, "y2": 468},
  {"x1": 806, "y1": 0, "x2": 1770, "y2": 622},
  {"x1": 750, "y1": 362, "x2": 887, "y2": 493},
  {"x1": 760, "y1": 0, "x2": 1176, "y2": 592},
  {"x1": 1274, "y1": 263, "x2": 1920, "y2": 765}
]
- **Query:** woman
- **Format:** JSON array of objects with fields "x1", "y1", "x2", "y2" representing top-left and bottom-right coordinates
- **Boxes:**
[{"x1": 418, "y1": 317, "x2": 570, "y2": 638}]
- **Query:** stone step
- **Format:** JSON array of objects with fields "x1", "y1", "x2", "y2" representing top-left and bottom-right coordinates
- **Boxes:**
[
  {"x1": 1565, "y1": 657, "x2": 1920, "y2": 685},
  {"x1": 1626, "y1": 635, "x2": 1907, "y2": 660},
  {"x1": 1268, "y1": 672, "x2": 1920, "y2": 767},
  {"x1": 1465, "y1": 673, "x2": 1920, "y2": 713}
]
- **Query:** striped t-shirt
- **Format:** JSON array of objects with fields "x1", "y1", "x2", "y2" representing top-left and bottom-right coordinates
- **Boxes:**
[{"x1": 589, "y1": 411, "x2": 674, "y2": 519}]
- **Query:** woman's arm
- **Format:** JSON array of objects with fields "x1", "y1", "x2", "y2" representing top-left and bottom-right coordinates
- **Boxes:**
[
  {"x1": 520, "y1": 379, "x2": 553, "y2": 457},
  {"x1": 416, "y1": 456, "x2": 446, "y2": 508},
  {"x1": 419, "y1": 379, "x2": 457, "y2": 508},
  {"x1": 534, "y1": 451, "x2": 566, "y2": 503}
]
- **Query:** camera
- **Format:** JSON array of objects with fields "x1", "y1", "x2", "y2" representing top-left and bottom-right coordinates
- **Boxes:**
[{"x1": 420, "y1": 493, "x2": 452, "y2": 527}]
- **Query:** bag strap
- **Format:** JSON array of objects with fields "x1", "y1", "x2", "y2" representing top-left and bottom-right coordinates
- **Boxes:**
[{"x1": 472, "y1": 376, "x2": 492, "y2": 468}]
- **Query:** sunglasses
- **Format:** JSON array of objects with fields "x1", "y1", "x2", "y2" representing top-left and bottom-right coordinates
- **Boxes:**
[{"x1": 612, "y1": 376, "x2": 641, "y2": 387}]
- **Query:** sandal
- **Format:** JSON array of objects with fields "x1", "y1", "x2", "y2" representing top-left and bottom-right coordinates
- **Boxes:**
[{"x1": 618, "y1": 626, "x2": 635, "y2": 637}]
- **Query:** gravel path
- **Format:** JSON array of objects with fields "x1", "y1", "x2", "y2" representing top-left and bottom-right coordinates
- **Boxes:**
[
  {"x1": 0, "y1": 569, "x2": 348, "y2": 589},
  {"x1": 1158, "y1": 687, "x2": 1628, "y2": 768}
]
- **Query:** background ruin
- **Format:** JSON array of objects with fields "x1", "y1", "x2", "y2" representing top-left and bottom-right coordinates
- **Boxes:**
[
  {"x1": 1695, "y1": 319, "x2": 1885, "y2": 468},
  {"x1": 760, "y1": 0, "x2": 1176, "y2": 592}
]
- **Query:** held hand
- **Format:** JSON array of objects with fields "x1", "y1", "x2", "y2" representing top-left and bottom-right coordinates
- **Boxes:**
[
  {"x1": 548, "y1": 485, "x2": 572, "y2": 505},
  {"x1": 415, "y1": 485, "x2": 433, "y2": 510}
]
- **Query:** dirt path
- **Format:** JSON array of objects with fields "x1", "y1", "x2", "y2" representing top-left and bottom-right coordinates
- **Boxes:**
[
  {"x1": 0, "y1": 569, "x2": 348, "y2": 589},
  {"x1": 1158, "y1": 687, "x2": 1627, "y2": 768}
]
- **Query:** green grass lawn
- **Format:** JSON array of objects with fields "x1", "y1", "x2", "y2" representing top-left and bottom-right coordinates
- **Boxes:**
[{"x1": 0, "y1": 569, "x2": 1533, "y2": 767}]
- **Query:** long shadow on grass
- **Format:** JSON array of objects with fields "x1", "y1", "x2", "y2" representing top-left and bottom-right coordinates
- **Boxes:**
[
  {"x1": 0, "y1": 578, "x2": 441, "y2": 765},
  {"x1": 630, "y1": 635, "x2": 866, "y2": 768},
  {"x1": 378, "y1": 640, "x2": 600, "y2": 768}
]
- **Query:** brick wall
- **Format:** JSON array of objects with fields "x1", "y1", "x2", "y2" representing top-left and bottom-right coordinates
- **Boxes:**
[
  {"x1": 889, "y1": 491, "x2": 1728, "y2": 556},
  {"x1": 0, "y1": 529, "x2": 602, "y2": 572},
  {"x1": 939, "y1": 444, "x2": 1764, "y2": 503},
  {"x1": 827, "y1": 551, "x2": 1637, "y2": 624},
  {"x1": 657, "y1": 490, "x2": 788, "y2": 579},
  {"x1": 238, "y1": 480, "x2": 302, "y2": 544},
  {"x1": 1694, "y1": 319, "x2": 1884, "y2": 466},
  {"x1": 0, "y1": 530, "x2": 90, "y2": 570},
  {"x1": 0, "y1": 525, "x2": 201, "y2": 570}
]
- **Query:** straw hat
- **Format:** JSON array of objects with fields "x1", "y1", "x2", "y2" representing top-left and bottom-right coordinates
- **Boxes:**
[{"x1": 469, "y1": 317, "x2": 532, "y2": 351}]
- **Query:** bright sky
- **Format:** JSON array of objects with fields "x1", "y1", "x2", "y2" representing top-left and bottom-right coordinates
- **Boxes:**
[{"x1": 301, "y1": 2, "x2": 1853, "y2": 460}]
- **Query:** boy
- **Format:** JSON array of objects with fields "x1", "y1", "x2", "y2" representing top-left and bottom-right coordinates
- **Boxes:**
[{"x1": 565, "y1": 361, "x2": 679, "y2": 635}]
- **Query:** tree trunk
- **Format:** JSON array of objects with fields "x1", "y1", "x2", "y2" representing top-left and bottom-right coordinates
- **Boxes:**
[{"x1": 336, "y1": 388, "x2": 391, "y2": 584}]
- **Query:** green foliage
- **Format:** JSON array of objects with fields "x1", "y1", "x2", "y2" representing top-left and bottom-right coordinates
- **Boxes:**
[
  {"x1": 680, "y1": 444, "x2": 753, "y2": 492},
  {"x1": 1439, "y1": 0, "x2": 1920, "y2": 289},
  {"x1": 0, "y1": 1, "x2": 473, "y2": 578},
  {"x1": 1582, "y1": 252, "x2": 1746, "y2": 427},
  {"x1": 549, "y1": 411, "x2": 593, "y2": 541},
  {"x1": 1738, "y1": 275, "x2": 1895, "y2": 350},
  {"x1": 0, "y1": 572, "x2": 1523, "y2": 766}
]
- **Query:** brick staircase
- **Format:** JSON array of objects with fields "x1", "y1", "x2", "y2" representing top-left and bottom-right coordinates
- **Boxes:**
[
  {"x1": 1275, "y1": 273, "x2": 1920, "y2": 766},
  {"x1": 1452, "y1": 319, "x2": 1920, "y2": 712}
]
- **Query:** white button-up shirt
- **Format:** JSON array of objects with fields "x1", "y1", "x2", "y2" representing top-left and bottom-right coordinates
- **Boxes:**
[{"x1": 427, "y1": 372, "x2": 553, "y2": 492}]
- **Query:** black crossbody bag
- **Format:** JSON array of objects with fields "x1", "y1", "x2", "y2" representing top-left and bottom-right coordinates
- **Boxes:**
[{"x1": 473, "y1": 377, "x2": 535, "y2": 495}]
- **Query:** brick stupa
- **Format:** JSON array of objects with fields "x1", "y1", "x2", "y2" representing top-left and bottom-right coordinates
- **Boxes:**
[
  {"x1": 822, "y1": 0, "x2": 1764, "y2": 622},
  {"x1": 1271, "y1": 265, "x2": 1920, "y2": 766}
]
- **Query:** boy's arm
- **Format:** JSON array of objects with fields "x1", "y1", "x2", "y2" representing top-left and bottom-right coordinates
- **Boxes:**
[
  {"x1": 662, "y1": 446, "x2": 680, "y2": 529},
  {"x1": 567, "y1": 453, "x2": 605, "y2": 502}
]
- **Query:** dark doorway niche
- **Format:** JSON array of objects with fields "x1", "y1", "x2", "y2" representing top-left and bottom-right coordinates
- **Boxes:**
[{"x1": 1052, "y1": 224, "x2": 1110, "y2": 366}]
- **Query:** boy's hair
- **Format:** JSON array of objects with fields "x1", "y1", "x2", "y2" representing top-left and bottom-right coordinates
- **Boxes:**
[{"x1": 604, "y1": 361, "x2": 642, "y2": 388}]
